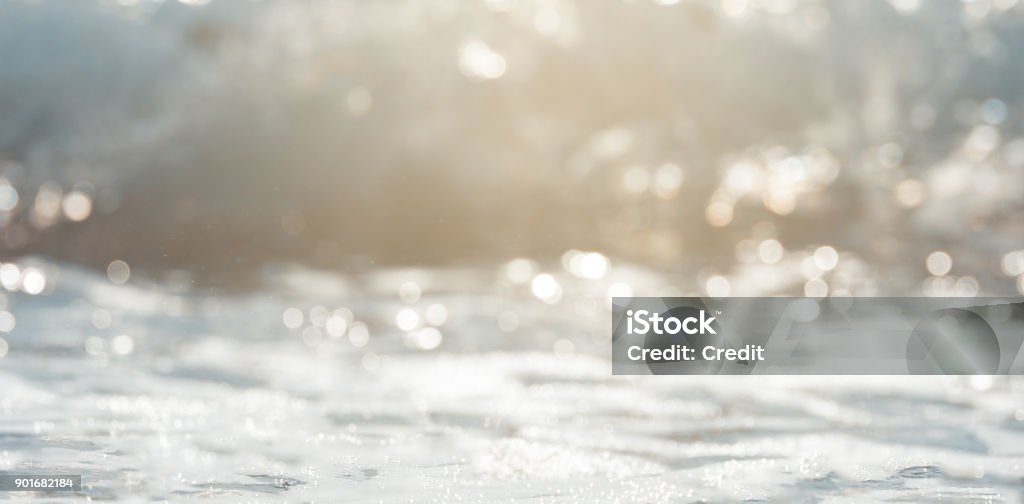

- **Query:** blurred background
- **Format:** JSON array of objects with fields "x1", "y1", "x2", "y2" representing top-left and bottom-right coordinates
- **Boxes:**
[{"x1": 1, "y1": 0, "x2": 1024, "y2": 501}]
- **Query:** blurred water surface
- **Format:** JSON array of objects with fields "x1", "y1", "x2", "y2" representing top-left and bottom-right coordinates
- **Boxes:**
[
  {"x1": 0, "y1": 261, "x2": 1022, "y2": 501},
  {"x1": 1, "y1": 0, "x2": 1024, "y2": 286},
  {"x1": 2, "y1": 0, "x2": 1024, "y2": 501}
]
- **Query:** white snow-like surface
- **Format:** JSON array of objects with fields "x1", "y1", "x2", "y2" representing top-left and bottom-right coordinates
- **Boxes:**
[{"x1": 0, "y1": 261, "x2": 1022, "y2": 502}]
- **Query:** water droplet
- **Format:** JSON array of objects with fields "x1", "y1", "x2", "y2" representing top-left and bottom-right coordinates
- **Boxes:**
[
  {"x1": 107, "y1": 260, "x2": 131, "y2": 285},
  {"x1": 926, "y1": 251, "x2": 953, "y2": 277}
]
